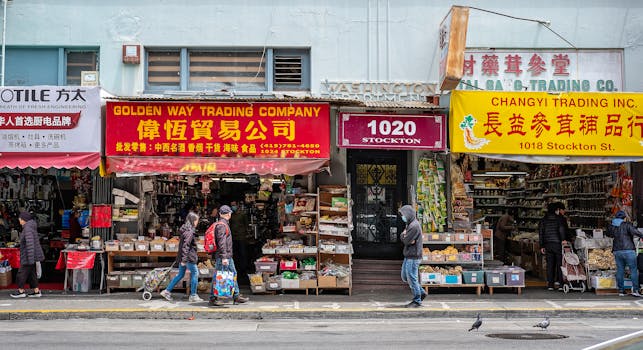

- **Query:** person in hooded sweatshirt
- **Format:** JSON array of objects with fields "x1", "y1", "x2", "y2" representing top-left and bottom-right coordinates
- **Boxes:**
[
  {"x1": 11, "y1": 211, "x2": 45, "y2": 298},
  {"x1": 160, "y1": 211, "x2": 203, "y2": 302},
  {"x1": 606, "y1": 210, "x2": 643, "y2": 297},
  {"x1": 398, "y1": 204, "x2": 427, "y2": 308}
]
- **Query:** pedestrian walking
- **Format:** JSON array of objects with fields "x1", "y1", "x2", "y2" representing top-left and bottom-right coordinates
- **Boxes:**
[
  {"x1": 209, "y1": 205, "x2": 249, "y2": 306},
  {"x1": 10, "y1": 211, "x2": 44, "y2": 298},
  {"x1": 398, "y1": 204, "x2": 426, "y2": 308},
  {"x1": 606, "y1": 210, "x2": 643, "y2": 297},
  {"x1": 160, "y1": 211, "x2": 203, "y2": 302},
  {"x1": 539, "y1": 202, "x2": 567, "y2": 291}
]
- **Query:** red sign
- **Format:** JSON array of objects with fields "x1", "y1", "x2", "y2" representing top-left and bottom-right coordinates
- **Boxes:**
[
  {"x1": 338, "y1": 113, "x2": 446, "y2": 150},
  {"x1": 105, "y1": 102, "x2": 330, "y2": 159}
]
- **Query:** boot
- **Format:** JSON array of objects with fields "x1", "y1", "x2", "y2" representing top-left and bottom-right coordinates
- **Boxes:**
[{"x1": 208, "y1": 298, "x2": 224, "y2": 307}]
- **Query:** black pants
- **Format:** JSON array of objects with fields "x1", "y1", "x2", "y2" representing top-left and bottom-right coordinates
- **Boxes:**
[
  {"x1": 233, "y1": 240, "x2": 248, "y2": 284},
  {"x1": 545, "y1": 244, "x2": 563, "y2": 287},
  {"x1": 16, "y1": 264, "x2": 38, "y2": 290}
]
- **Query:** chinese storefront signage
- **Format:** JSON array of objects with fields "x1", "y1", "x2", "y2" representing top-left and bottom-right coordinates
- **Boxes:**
[
  {"x1": 439, "y1": 5, "x2": 469, "y2": 91},
  {"x1": 338, "y1": 113, "x2": 446, "y2": 150},
  {"x1": 450, "y1": 91, "x2": 643, "y2": 157},
  {"x1": 105, "y1": 102, "x2": 330, "y2": 159},
  {"x1": 457, "y1": 50, "x2": 623, "y2": 92},
  {"x1": 0, "y1": 86, "x2": 101, "y2": 169}
]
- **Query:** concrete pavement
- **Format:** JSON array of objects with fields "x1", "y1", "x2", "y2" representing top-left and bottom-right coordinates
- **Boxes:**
[{"x1": 1, "y1": 285, "x2": 642, "y2": 320}]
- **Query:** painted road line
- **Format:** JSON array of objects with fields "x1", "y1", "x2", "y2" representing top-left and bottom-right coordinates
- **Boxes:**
[{"x1": 544, "y1": 300, "x2": 563, "y2": 309}]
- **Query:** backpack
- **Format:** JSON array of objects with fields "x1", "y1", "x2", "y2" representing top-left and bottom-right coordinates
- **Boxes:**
[{"x1": 204, "y1": 221, "x2": 230, "y2": 253}]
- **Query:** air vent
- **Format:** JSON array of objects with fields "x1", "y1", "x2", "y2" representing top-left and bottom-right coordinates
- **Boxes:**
[{"x1": 274, "y1": 55, "x2": 302, "y2": 85}]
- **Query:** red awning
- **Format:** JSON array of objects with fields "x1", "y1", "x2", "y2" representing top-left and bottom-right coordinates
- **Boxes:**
[
  {"x1": 106, "y1": 156, "x2": 329, "y2": 176},
  {"x1": 0, "y1": 152, "x2": 100, "y2": 169}
]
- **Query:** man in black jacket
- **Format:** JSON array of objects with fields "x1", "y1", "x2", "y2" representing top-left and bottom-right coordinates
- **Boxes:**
[
  {"x1": 606, "y1": 210, "x2": 643, "y2": 297},
  {"x1": 539, "y1": 203, "x2": 567, "y2": 291},
  {"x1": 399, "y1": 204, "x2": 427, "y2": 308}
]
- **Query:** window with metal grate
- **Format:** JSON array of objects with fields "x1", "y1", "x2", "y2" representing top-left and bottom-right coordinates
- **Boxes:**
[
  {"x1": 274, "y1": 55, "x2": 303, "y2": 86},
  {"x1": 188, "y1": 51, "x2": 265, "y2": 91},
  {"x1": 147, "y1": 51, "x2": 181, "y2": 87}
]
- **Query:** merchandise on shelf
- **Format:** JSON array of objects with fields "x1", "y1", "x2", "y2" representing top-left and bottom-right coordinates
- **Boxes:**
[{"x1": 416, "y1": 158, "x2": 447, "y2": 232}]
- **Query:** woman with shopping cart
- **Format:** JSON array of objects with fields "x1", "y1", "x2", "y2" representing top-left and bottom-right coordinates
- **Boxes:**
[
  {"x1": 160, "y1": 211, "x2": 203, "y2": 302},
  {"x1": 606, "y1": 210, "x2": 643, "y2": 297}
]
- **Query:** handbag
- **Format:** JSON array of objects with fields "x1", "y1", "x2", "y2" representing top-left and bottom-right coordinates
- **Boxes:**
[
  {"x1": 36, "y1": 261, "x2": 42, "y2": 279},
  {"x1": 212, "y1": 266, "x2": 236, "y2": 298}
]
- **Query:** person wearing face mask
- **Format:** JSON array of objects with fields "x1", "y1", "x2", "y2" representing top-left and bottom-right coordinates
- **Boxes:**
[
  {"x1": 228, "y1": 200, "x2": 250, "y2": 285},
  {"x1": 398, "y1": 204, "x2": 426, "y2": 308}
]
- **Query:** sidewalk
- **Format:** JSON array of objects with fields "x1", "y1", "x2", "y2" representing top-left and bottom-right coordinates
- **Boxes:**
[{"x1": 1, "y1": 286, "x2": 642, "y2": 320}]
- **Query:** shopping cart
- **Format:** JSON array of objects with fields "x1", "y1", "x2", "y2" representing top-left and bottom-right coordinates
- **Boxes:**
[
  {"x1": 560, "y1": 241, "x2": 587, "y2": 293},
  {"x1": 137, "y1": 262, "x2": 176, "y2": 301}
]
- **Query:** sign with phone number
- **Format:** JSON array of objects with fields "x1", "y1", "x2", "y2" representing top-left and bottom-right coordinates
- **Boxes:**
[{"x1": 337, "y1": 113, "x2": 446, "y2": 150}]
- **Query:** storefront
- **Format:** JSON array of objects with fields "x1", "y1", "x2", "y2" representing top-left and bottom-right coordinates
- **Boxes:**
[
  {"x1": 102, "y1": 99, "x2": 356, "y2": 295},
  {"x1": 0, "y1": 86, "x2": 102, "y2": 288},
  {"x1": 448, "y1": 90, "x2": 642, "y2": 293},
  {"x1": 337, "y1": 111, "x2": 447, "y2": 259}
]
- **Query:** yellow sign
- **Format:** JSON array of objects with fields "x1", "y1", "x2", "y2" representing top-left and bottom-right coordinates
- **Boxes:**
[{"x1": 449, "y1": 91, "x2": 643, "y2": 156}]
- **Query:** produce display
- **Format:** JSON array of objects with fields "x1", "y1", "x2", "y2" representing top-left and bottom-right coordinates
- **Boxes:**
[
  {"x1": 416, "y1": 158, "x2": 447, "y2": 232},
  {"x1": 420, "y1": 265, "x2": 463, "y2": 276},
  {"x1": 587, "y1": 248, "x2": 616, "y2": 270}
]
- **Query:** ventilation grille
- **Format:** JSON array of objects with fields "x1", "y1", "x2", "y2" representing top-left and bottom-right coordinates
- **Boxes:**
[{"x1": 274, "y1": 55, "x2": 302, "y2": 86}]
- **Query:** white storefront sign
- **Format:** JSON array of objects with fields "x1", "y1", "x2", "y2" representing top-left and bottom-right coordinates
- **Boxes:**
[{"x1": 320, "y1": 81, "x2": 438, "y2": 102}]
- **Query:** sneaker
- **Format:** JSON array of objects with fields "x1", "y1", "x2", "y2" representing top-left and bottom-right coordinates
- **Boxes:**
[
  {"x1": 10, "y1": 291, "x2": 27, "y2": 298},
  {"x1": 233, "y1": 295, "x2": 249, "y2": 304},
  {"x1": 631, "y1": 292, "x2": 642, "y2": 298},
  {"x1": 421, "y1": 292, "x2": 427, "y2": 301},
  {"x1": 188, "y1": 295, "x2": 204, "y2": 302},
  {"x1": 404, "y1": 301, "x2": 422, "y2": 308},
  {"x1": 618, "y1": 291, "x2": 625, "y2": 297},
  {"x1": 160, "y1": 290, "x2": 173, "y2": 301},
  {"x1": 27, "y1": 291, "x2": 42, "y2": 298},
  {"x1": 547, "y1": 287, "x2": 554, "y2": 291},
  {"x1": 209, "y1": 298, "x2": 224, "y2": 307}
]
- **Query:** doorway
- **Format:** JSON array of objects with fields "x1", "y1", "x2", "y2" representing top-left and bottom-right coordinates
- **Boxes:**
[{"x1": 348, "y1": 149, "x2": 407, "y2": 260}]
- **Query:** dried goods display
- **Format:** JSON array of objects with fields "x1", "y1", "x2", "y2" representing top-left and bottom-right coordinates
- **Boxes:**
[{"x1": 416, "y1": 158, "x2": 447, "y2": 233}]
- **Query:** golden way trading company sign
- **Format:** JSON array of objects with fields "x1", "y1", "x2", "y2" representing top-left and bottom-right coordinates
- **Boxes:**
[{"x1": 449, "y1": 91, "x2": 643, "y2": 157}]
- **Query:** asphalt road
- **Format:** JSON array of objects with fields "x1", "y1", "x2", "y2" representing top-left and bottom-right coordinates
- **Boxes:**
[{"x1": 2, "y1": 317, "x2": 641, "y2": 350}]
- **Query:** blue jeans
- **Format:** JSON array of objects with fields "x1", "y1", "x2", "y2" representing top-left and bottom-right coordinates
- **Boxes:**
[
  {"x1": 210, "y1": 257, "x2": 240, "y2": 299},
  {"x1": 165, "y1": 262, "x2": 199, "y2": 297},
  {"x1": 401, "y1": 258, "x2": 423, "y2": 303},
  {"x1": 614, "y1": 250, "x2": 638, "y2": 292}
]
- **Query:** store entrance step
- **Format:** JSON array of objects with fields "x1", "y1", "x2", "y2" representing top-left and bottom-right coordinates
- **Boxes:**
[{"x1": 352, "y1": 259, "x2": 405, "y2": 286}]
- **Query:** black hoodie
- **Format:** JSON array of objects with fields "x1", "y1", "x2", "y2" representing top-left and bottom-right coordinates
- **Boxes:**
[{"x1": 399, "y1": 205, "x2": 422, "y2": 259}]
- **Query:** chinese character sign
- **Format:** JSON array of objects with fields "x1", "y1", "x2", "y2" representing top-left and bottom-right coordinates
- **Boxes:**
[
  {"x1": 105, "y1": 102, "x2": 330, "y2": 159},
  {"x1": 0, "y1": 86, "x2": 101, "y2": 154},
  {"x1": 449, "y1": 91, "x2": 643, "y2": 157}
]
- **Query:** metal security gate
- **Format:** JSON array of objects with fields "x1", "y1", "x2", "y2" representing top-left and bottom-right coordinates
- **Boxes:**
[{"x1": 348, "y1": 149, "x2": 407, "y2": 259}]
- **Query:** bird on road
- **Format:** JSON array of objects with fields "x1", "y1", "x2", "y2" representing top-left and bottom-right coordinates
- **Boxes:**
[
  {"x1": 533, "y1": 316, "x2": 550, "y2": 330},
  {"x1": 468, "y1": 313, "x2": 482, "y2": 332}
]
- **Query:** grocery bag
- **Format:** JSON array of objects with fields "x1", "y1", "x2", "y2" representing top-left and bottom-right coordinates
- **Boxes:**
[{"x1": 212, "y1": 267, "x2": 236, "y2": 298}]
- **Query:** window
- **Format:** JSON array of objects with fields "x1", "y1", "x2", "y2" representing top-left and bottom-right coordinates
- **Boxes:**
[
  {"x1": 145, "y1": 48, "x2": 309, "y2": 93},
  {"x1": 189, "y1": 51, "x2": 265, "y2": 91},
  {"x1": 66, "y1": 51, "x2": 98, "y2": 85},
  {"x1": 147, "y1": 51, "x2": 181, "y2": 88}
]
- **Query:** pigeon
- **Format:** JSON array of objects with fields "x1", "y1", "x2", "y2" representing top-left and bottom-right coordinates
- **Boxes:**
[
  {"x1": 468, "y1": 313, "x2": 482, "y2": 332},
  {"x1": 533, "y1": 316, "x2": 550, "y2": 330}
]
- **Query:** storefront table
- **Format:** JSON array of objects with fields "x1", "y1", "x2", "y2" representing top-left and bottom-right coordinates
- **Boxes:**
[
  {"x1": 56, "y1": 249, "x2": 105, "y2": 294},
  {"x1": 106, "y1": 250, "x2": 211, "y2": 273}
]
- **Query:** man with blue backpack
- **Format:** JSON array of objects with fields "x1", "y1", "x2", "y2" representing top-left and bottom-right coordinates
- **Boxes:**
[{"x1": 208, "y1": 205, "x2": 249, "y2": 307}]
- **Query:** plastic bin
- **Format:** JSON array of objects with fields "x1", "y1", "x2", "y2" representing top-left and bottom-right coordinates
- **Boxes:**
[
  {"x1": 504, "y1": 267, "x2": 525, "y2": 286},
  {"x1": 255, "y1": 261, "x2": 278, "y2": 273},
  {"x1": 485, "y1": 270, "x2": 505, "y2": 286},
  {"x1": 463, "y1": 271, "x2": 484, "y2": 284}
]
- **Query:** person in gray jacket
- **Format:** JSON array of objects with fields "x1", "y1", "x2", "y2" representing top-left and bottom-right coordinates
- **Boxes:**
[
  {"x1": 11, "y1": 211, "x2": 44, "y2": 298},
  {"x1": 606, "y1": 210, "x2": 643, "y2": 297},
  {"x1": 399, "y1": 204, "x2": 427, "y2": 308}
]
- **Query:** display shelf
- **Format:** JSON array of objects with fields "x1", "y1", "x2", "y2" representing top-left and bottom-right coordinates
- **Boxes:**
[
  {"x1": 420, "y1": 261, "x2": 483, "y2": 265},
  {"x1": 422, "y1": 284, "x2": 484, "y2": 296},
  {"x1": 526, "y1": 170, "x2": 617, "y2": 183},
  {"x1": 424, "y1": 240, "x2": 482, "y2": 245}
]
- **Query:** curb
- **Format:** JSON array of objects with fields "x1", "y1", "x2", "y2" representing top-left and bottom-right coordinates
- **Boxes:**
[{"x1": 1, "y1": 307, "x2": 641, "y2": 320}]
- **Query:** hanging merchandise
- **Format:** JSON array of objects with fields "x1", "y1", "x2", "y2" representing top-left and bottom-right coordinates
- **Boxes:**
[{"x1": 416, "y1": 157, "x2": 448, "y2": 232}]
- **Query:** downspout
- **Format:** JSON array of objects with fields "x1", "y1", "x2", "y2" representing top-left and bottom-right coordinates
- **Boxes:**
[{"x1": 1, "y1": 0, "x2": 7, "y2": 86}]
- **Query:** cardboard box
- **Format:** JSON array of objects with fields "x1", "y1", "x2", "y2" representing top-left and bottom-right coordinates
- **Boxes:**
[
  {"x1": 317, "y1": 275, "x2": 336, "y2": 288},
  {"x1": 105, "y1": 241, "x2": 119, "y2": 251},
  {"x1": 336, "y1": 276, "x2": 350, "y2": 288},
  {"x1": 462, "y1": 271, "x2": 484, "y2": 284},
  {"x1": 299, "y1": 279, "x2": 317, "y2": 289},
  {"x1": 281, "y1": 278, "x2": 300, "y2": 289}
]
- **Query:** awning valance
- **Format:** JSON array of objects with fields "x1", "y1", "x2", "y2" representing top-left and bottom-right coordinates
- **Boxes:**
[
  {"x1": 0, "y1": 152, "x2": 100, "y2": 169},
  {"x1": 105, "y1": 156, "x2": 329, "y2": 176}
]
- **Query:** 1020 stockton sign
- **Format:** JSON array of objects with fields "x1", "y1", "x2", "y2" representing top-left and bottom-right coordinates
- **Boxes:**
[
  {"x1": 338, "y1": 113, "x2": 446, "y2": 150},
  {"x1": 449, "y1": 91, "x2": 643, "y2": 157}
]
